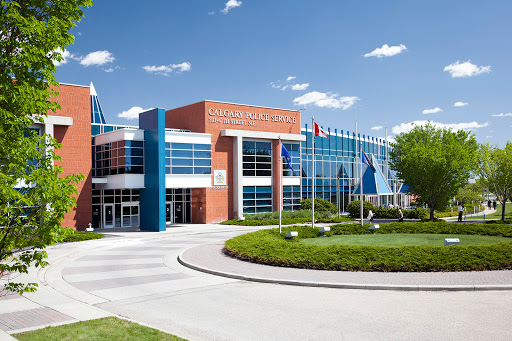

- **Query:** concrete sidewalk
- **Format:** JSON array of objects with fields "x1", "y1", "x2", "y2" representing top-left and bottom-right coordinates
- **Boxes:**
[{"x1": 0, "y1": 224, "x2": 258, "y2": 338}]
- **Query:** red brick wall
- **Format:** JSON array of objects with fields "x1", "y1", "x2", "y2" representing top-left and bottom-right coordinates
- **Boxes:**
[
  {"x1": 51, "y1": 84, "x2": 91, "y2": 231},
  {"x1": 166, "y1": 101, "x2": 301, "y2": 223}
]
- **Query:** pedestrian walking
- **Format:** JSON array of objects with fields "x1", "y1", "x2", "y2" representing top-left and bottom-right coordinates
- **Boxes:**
[
  {"x1": 367, "y1": 209, "x2": 374, "y2": 223},
  {"x1": 398, "y1": 208, "x2": 404, "y2": 223},
  {"x1": 488, "y1": 200, "x2": 492, "y2": 209},
  {"x1": 493, "y1": 200, "x2": 497, "y2": 210},
  {"x1": 457, "y1": 203, "x2": 464, "y2": 222}
]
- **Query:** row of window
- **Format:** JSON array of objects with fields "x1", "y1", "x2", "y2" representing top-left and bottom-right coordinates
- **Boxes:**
[
  {"x1": 165, "y1": 143, "x2": 211, "y2": 175},
  {"x1": 93, "y1": 140, "x2": 144, "y2": 176},
  {"x1": 243, "y1": 186, "x2": 272, "y2": 214}
]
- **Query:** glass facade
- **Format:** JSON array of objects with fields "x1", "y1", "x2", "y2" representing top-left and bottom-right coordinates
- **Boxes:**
[
  {"x1": 243, "y1": 186, "x2": 272, "y2": 214},
  {"x1": 283, "y1": 185, "x2": 301, "y2": 211},
  {"x1": 92, "y1": 189, "x2": 140, "y2": 228},
  {"x1": 93, "y1": 140, "x2": 144, "y2": 177},
  {"x1": 282, "y1": 142, "x2": 300, "y2": 177},
  {"x1": 300, "y1": 127, "x2": 399, "y2": 207},
  {"x1": 242, "y1": 140, "x2": 272, "y2": 176},
  {"x1": 165, "y1": 143, "x2": 211, "y2": 175}
]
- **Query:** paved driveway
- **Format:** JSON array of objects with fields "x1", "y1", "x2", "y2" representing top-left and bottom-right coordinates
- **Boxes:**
[{"x1": 4, "y1": 224, "x2": 512, "y2": 340}]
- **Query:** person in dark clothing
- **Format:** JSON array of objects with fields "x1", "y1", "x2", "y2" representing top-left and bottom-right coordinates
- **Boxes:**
[
  {"x1": 493, "y1": 201, "x2": 497, "y2": 210},
  {"x1": 488, "y1": 200, "x2": 492, "y2": 209},
  {"x1": 457, "y1": 203, "x2": 464, "y2": 222}
]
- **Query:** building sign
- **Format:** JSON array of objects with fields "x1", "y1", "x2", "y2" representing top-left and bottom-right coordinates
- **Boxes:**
[
  {"x1": 214, "y1": 170, "x2": 227, "y2": 186},
  {"x1": 208, "y1": 108, "x2": 297, "y2": 127}
]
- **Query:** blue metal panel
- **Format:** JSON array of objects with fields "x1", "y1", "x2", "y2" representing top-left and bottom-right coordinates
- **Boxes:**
[{"x1": 139, "y1": 108, "x2": 166, "y2": 232}]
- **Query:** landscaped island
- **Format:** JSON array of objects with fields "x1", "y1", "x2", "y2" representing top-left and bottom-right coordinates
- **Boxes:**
[{"x1": 224, "y1": 222, "x2": 512, "y2": 272}]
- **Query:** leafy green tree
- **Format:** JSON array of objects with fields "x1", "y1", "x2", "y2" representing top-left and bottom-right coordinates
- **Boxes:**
[
  {"x1": 389, "y1": 123, "x2": 478, "y2": 220},
  {"x1": 0, "y1": 0, "x2": 91, "y2": 295},
  {"x1": 455, "y1": 182, "x2": 484, "y2": 204},
  {"x1": 476, "y1": 142, "x2": 512, "y2": 221}
]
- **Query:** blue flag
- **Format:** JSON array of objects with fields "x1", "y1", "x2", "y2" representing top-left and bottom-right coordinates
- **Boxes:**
[{"x1": 281, "y1": 143, "x2": 295, "y2": 174}]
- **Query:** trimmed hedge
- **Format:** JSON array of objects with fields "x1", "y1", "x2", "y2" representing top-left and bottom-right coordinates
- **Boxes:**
[
  {"x1": 224, "y1": 222, "x2": 512, "y2": 272},
  {"x1": 347, "y1": 200, "x2": 429, "y2": 220}
]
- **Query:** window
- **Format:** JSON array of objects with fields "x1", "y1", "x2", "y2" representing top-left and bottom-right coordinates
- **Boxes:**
[
  {"x1": 93, "y1": 140, "x2": 144, "y2": 176},
  {"x1": 282, "y1": 142, "x2": 300, "y2": 177},
  {"x1": 283, "y1": 185, "x2": 301, "y2": 211},
  {"x1": 243, "y1": 140, "x2": 271, "y2": 177},
  {"x1": 166, "y1": 143, "x2": 211, "y2": 175},
  {"x1": 243, "y1": 186, "x2": 272, "y2": 214}
]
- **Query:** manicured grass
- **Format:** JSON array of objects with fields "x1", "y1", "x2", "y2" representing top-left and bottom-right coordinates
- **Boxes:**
[
  {"x1": 14, "y1": 317, "x2": 186, "y2": 341},
  {"x1": 224, "y1": 222, "x2": 512, "y2": 272},
  {"x1": 483, "y1": 203, "x2": 512, "y2": 219},
  {"x1": 62, "y1": 231, "x2": 104, "y2": 242},
  {"x1": 302, "y1": 233, "x2": 510, "y2": 247}
]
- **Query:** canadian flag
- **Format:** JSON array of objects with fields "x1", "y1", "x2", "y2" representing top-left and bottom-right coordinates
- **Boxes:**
[{"x1": 314, "y1": 122, "x2": 329, "y2": 138}]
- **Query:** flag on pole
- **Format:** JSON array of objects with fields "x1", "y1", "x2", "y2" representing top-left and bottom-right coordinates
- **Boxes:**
[
  {"x1": 314, "y1": 122, "x2": 329, "y2": 139},
  {"x1": 361, "y1": 149, "x2": 375, "y2": 172},
  {"x1": 281, "y1": 143, "x2": 295, "y2": 174}
]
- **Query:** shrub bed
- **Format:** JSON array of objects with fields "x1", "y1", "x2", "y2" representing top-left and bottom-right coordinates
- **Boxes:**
[
  {"x1": 224, "y1": 222, "x2": 512, "y2": 272},
  {"x1": 347, "y1": 201, "x2": 429, "y2": 219}
]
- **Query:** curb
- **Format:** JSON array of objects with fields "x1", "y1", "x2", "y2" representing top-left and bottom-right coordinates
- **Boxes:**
[{"x1": 177, "y1": 248, "x2": 512, "y2": 292}]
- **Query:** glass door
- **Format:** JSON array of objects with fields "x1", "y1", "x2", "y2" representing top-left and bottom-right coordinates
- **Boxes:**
[
  {"x1": 166, "y1": 203, "x2": 173, "y2": 224},
  {"x1": 174, "y1": 202, "x2": 183, "y2": 224},
  {"x1": 103, "y1": 204, "x2": 114, "y2": 228}
]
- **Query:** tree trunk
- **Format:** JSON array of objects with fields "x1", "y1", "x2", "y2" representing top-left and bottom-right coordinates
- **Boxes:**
[
  {"x1": 430, "y1": 206, "x2": 435, "y2": 220},
  {"x1": 502, "y1": 200, "x2": 507, "y2": 221}
]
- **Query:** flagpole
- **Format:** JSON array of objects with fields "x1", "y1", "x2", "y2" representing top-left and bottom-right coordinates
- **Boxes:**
[
  {"x1": 356, "y1": 120, "x2": 363, "y2": 226},
  {"x1": 279, "y1": 137, "x2": 282, "y2": 234},
  {"x1": 311, "y1": 117, "x2": 315, "y2": 229},
  {"x1": 360, "y1": 139, "x2": 364, "y2": 226}
]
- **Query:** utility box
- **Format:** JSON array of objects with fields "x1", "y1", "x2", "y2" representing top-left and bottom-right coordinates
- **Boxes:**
[
  {"x1": 444, "y1": 238, "x2": 460, "y2": 246},
  {"x1": 319, "y1": 227, "x2": 330, "y2": 233},
  {"x1": 369, "y1": 224, "x2": 380, "y2": 230},
  {"x1": 285, "y1": 231, "x2": 298, "y2": 239}
]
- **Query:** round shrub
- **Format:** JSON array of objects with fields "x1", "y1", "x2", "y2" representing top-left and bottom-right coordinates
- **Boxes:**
[
  {"x1": 299, "y1": 198, "x2": 337, "y2": 214},
  {"x1": 347, "y1": 200, "x2": 374, "y2": 218}
]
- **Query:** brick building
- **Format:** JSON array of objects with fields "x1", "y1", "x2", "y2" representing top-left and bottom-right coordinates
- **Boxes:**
[{"x1": 53, "y1": 82, "x2": 408, "y2": 231}]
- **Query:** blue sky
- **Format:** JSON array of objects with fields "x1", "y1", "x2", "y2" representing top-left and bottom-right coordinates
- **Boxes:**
[{"x1": 54, "y1": 0, "x2": 512, "y2": 146}]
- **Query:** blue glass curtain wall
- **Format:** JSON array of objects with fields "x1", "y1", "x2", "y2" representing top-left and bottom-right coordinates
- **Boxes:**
[{"x1": 300, "y1": 127, "x2": 392, "y2": 205}]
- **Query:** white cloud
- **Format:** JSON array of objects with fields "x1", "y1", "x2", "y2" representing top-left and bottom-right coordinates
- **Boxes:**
[
  {"x1": 491, "y1": 113, "x2": 512, "y2": 117},
  {"x1": 371, "y1": 126, "x2": 383, "y2": 131},
  {"x1": 392, "y1": 120, "x2": 489, "y2": 135},
  {"x1": 221, "y1": 0, "x2": 242, "y2": 14},
  {"x1": 443, "y1": 60, "x2": 491, "y2": 78},
  {"x1": 208, "y1": 11, "x2": 215, "y2": 15},
  {"x1": 103, "y1": 66, "x2": 120, "y2": 73},
  {"x1": 454, "y1": 102, "x2": 468, "y2": 107},
  {"x1": 52, "y1": 48, "x2": 74, "y2": 66},
  {"x1": 171, "y1": 62, "x2": 191, "y2": 72},
  {"x1": 117, "y1": 106, "x2": 152, "y2": 120},
  {"x1": 79, "y1": 50, "x2": 115, "y2": 66},
  {"x1": 364, "y1": 44, "x2": 407, "y2": 58},
  {"x1": 291, "y1": 83, "x2": 309, "y2": 91},
  {"x1": 422, "y1": 107, "x2": 443, "y2": 114},
  {"x1": 286, "y1": 76, "x2": 296, "y2": 81},
  {"x1": 143, "y1": 62, "x2": 191, "y2": 76},
  {"x1": 293, "y1": 91, "x2": 359, "y2": 110},
  {"x1": 486, "y1": 136, "x2": 493, "y2": 139}
]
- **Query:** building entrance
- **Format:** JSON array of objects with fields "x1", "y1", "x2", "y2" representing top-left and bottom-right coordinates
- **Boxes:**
[
  {"x1": 103, "y1": 204, "x2": 114, "y2": 228},
  {"x1": 166, "y1": 188, "x2": 191, "y2": 224}
]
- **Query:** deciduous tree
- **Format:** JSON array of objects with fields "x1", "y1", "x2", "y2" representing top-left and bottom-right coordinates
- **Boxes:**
[
  {"x1": 476, "y1": 142, "x2": 512, "y2": 221},
  {"x1": 389, "y1": 123, "x2": 478, "y2": 220},
  {"x1": 0, "y1": 0, "x2": 91, "y2": 295}
]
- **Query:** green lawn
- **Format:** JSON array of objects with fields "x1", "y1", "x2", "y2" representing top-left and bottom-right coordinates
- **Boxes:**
[
  {"x1": 14, "y1": 317, "x2": 186, "y2": 341},
  {"x1": 483, "y1": 203, "x2": 512, "y2": 219},
  {"x1": 301, "y1": 233, "x2": 510, "y2": 247}
]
